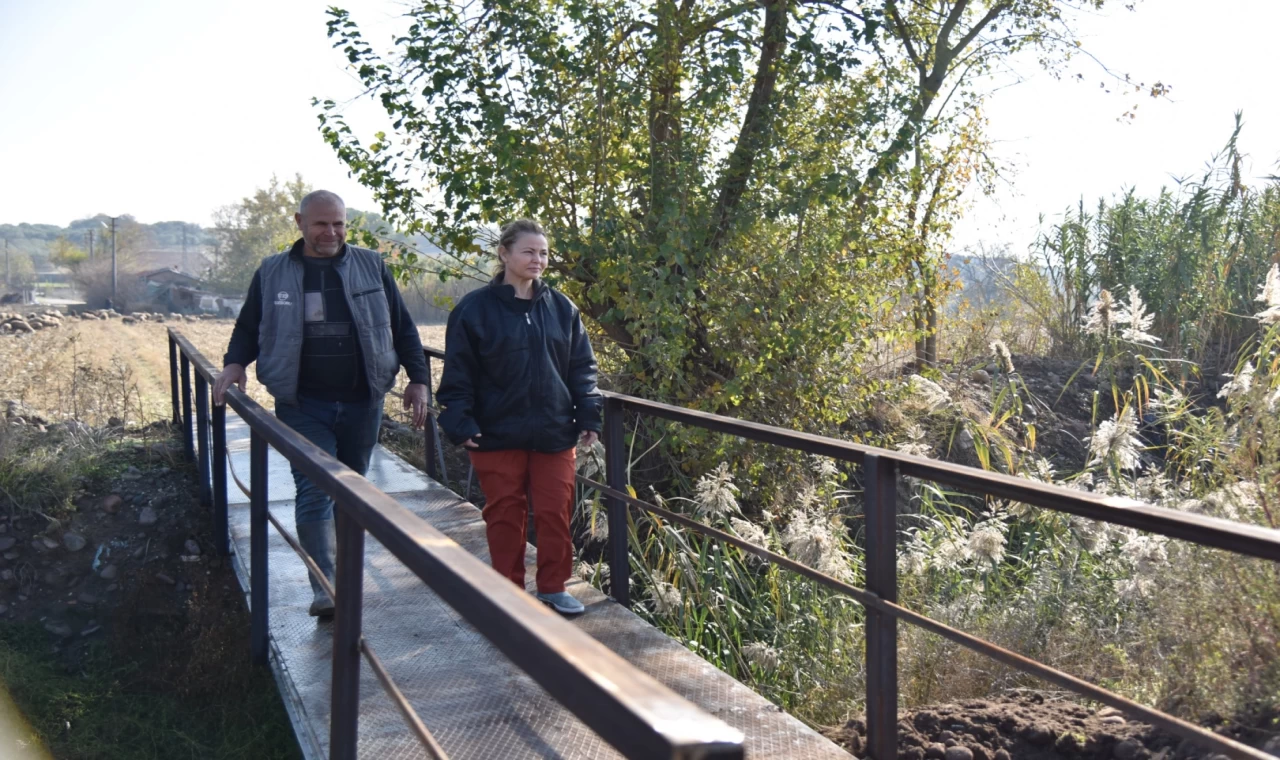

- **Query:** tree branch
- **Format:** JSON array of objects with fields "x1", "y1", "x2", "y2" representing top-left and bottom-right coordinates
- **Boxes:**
[
  {"x1": 702, "y1": 0, "x2": 791, "y2": 258},
  {"x1": 884, "y1": 1, "x2": 926, "y2": 77},
  {"x1": 947, "y1": 2, "x2": 1009, "y2": 70}
]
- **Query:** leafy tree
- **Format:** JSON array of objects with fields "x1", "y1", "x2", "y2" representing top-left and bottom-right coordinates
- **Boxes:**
[
  {"x1": 317, "y1": 0, "x2": 1129, "y2": 430},
  {"x1": 208, "y1": 175, "x2": 310, "y2": 294},
  {"x1": 5, "y1": 250, "x2": 36, "y2": 289},
  {"x1": 49, "y1": 236, "x2": 88, "y2": 270}
]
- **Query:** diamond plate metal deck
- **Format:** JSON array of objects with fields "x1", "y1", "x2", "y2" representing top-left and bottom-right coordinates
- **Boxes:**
[{"x1": 222, "y1": 411, "x2": 851, "y2": 759}]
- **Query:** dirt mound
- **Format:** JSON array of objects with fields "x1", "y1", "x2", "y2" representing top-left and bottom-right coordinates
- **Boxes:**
[{"x1": 826, "y1": 696, "x2": 1279, "y2": 760}]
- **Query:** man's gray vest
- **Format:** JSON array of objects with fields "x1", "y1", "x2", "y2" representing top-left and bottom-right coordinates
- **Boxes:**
[{"x1": 254, "y1": 244, "x2": 399, "y2": 405}]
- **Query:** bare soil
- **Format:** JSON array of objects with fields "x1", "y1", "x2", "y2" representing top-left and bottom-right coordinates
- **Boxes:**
[{"x1": 0, "y1": 421, "x2": 242, "y2": 677}]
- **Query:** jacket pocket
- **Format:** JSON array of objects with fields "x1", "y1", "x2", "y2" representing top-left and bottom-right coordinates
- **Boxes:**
[{"x1": 352, "y1": 288, "x2": 391, "y2": 327}]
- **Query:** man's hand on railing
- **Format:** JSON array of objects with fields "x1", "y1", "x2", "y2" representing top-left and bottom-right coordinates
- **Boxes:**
[
  {"x1": 403, "y1": 383, "x2": 429, "y2": 429},
  {"x1": 213, "y1": 364, "x2": 247, "y2": 406}
]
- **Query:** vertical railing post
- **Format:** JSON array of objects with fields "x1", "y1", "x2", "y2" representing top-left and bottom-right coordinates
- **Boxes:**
[
  {"x1": 603, "y1": 396, "x2": 630, "y2": 607},
  {"x1": 864, "y1": 453, "x2": 899, "y2": 760},
  {"x1": 330, "y1": 508, "x2": 366, "y2": 760},
  {"x1": 180, "y1": 353, "x2": 194, "y2": 462},
  {"x1": 211, "y1": 398, "x2": 229, "y2": 556},
  {"x1": 423, "y1": 354, "x2": 442, "y2": 484},
  {"x1": 194, "y1": 373, "x2": 211, "y2": 508},
  {"x1": 431, "y1": 415, "x2": 449, "y2": 488},
  {"x1": 168, "y1": 333, "x2": 180, "y2": 426},
  {"x1": 249, "y1": 430, "x2": 269, "y2": 666}
]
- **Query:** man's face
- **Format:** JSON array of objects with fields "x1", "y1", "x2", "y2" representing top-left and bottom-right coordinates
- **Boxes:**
[{"x1": 295, "y1": 201, "x2": 346, "y2": 257}]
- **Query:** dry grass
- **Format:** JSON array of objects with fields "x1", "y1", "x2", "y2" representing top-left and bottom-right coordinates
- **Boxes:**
[{"x1": 0, "y1": 319, "x2": 448, "y2": 425}]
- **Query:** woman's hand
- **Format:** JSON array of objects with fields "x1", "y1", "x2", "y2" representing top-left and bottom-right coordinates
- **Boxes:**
[
  {"x1": 462, "y1": 435, "x2": 481, "y2": 449},
  {"x1": 580, "y1": 430, "x2": 599, "y2": 447}
]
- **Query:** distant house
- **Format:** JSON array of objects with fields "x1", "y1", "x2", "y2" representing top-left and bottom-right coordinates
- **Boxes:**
[
  {"x1": 138, "y1": 267, "x2": 203, "y2": 289},
  {"x1": 130, "y1": 266, "x2": 243, "y2": 317}
]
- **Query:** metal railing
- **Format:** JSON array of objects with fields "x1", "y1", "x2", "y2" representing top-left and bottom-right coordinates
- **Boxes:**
[
  {"x1": 166, "y1": 329, "x2": 746, "y2": 760},
  {"x1": 418, "y1": 348, "x2": 1280, "y2": 760}
]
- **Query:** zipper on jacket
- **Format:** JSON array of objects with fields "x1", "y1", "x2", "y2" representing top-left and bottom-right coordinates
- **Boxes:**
[{"x1": 525, "y1": 313, "x2": 531, "y2": 324}]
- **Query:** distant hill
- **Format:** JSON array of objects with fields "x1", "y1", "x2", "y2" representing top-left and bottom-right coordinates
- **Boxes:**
[{"x1": 1, "y1": 216, "x2": 215, "y2": 270}]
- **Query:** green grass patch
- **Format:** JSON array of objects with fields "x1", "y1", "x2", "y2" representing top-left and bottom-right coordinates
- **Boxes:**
[{"x1": 0, "y1": 622, "x2": 301, "y2": 760}]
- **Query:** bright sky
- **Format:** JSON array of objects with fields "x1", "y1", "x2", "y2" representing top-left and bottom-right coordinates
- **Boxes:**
[{"x1": 1, "y1": 0, "x2": 1277, "y2": 256}]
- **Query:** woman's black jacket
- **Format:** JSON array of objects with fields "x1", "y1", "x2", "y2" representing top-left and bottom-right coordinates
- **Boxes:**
[{"x1": 437, "y1": 279, "x2": 602, "y2": 452}]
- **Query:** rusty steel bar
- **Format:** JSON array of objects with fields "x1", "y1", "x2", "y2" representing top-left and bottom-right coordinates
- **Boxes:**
[
  {"x1": 360, "y1": 640, "x2": 451, "y2": 759},
  {"x1": 249, "y1": 428, "x2": 269, "y2": 667},
  {"x1": 863, "y1": 453, "x2": 899, "y2": 760},
  {"x1": 575, "y1": 476, "x2": 1274, "y2": 760},
  {"x1": 265, "y1": 510, "x2": 334, "y2": 601},
  {"x1": 228, "y1": 453, "x2": 252, "y2": 501},
  {"x1": 330, "y1": 509, "x2": 365, "y2": 760}
]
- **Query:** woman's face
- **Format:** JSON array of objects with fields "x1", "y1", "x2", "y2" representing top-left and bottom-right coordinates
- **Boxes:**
[{"x1": 500, "y1": 233, "x2": 549, "y2": 281}]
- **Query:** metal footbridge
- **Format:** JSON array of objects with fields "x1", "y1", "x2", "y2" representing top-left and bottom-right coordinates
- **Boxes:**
[{"x1": 166, "y1": 328, "x2": 1280, "y2": 760}]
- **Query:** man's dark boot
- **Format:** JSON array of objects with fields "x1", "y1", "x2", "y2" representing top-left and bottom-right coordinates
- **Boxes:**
[{"x1": 296, "y1": 520, "x2": 336, "y2": 618}]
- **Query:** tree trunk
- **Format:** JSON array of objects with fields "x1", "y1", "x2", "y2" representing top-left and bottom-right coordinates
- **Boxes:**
[{"x1": 702, "y1": 0, "x2": 790, "y2": 257}]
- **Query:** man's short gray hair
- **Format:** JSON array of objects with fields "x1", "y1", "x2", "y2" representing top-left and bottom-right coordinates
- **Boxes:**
[{"x1": 298, "y1": 190, "x2": 345, "y2": 215}]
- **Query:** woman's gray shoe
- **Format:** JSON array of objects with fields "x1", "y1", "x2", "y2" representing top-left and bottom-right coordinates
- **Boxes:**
[
  {"x1": 536, "y1": 591, "x2": 585, "y2": 615},
  {"x1": 297, "y1": 520, "x2": 336, "y2": 619}
]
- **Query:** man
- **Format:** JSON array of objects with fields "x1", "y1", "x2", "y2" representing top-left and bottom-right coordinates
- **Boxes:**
[{"x1": 213, "y1": 190, "x2": 429, "y2": 619}]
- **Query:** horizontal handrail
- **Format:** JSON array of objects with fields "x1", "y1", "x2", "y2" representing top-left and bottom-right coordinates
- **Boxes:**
[
  {"x1": 418, "y1": 344, "x2": 1279, "y2": 560},
  {"x1": 599, "y1": 392, "x2": 1280, "y2": 562},
  {"x1": 170, "y1": 329, "x2": 745, "y2": 759}
]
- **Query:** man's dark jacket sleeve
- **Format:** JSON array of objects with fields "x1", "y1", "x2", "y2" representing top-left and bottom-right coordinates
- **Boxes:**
[
  {"x1": 569, "y1": 312, "x2": 603, "y2": 433},
  {"x1": 436, "y1": 303, "x2": 482, "y2": 444},
  {"x1": 383, "y1": 265, "x2": 430, "y2": 386},
  {"x1": 223, "y1": 272, "x2": 262, "y2": 367}
]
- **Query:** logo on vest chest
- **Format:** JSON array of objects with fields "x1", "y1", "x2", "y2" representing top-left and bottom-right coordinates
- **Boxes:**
[{"x1": 274, "y1": 291, "x2": 292, "y2": 306}]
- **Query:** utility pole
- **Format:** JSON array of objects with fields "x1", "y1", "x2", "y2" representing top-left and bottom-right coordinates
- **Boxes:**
[
  {"x1": 110, "y1": 216, "x2": 117, "y2": 302},
  {"x1": 182, "y1": 225, "x2": 188, "y2": 273},
  {"x1": 88, "y1": 229, "x2": 95, "y2": 262},
  {"x1": 101, "y1": 217, "x2": 118, "y2": 305},
  {"x1": 4, "y1": 239, "x2": 9, "y2": 286}
]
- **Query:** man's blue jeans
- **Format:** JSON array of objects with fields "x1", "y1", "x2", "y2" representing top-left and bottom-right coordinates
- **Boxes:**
[{"x1": 275, "y1": 395, "x2": 384, "y2": 525}]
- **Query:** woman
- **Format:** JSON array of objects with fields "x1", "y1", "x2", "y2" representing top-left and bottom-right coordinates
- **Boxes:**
[{"x1": 437, "y1": 219, "x2": 602, "y2": 615}]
